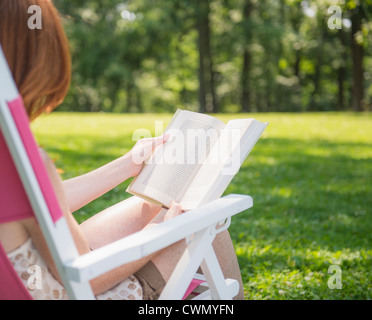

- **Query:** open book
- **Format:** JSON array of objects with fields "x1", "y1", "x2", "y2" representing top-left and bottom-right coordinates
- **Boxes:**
[{"x1": 127, "y1": 109, "x2": 268, "y2": 210}]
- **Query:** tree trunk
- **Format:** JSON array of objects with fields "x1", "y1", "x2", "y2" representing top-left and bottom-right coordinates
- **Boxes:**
[
  {"x1": 241, "y1": 0, "x2": 253, "y2": 112},
  {"x1": 196, "y1": 0, "x2": 218, "y2": 113},
  {"x1": 126, "y1": 82, "x2": 133, "y2": 113},
  {"x1": 294, "y1": 49, "x2": 301, "y2": 79},
  {"x1": 241, "y1": 48, "x2": 251, "y2": 112},
  {"x1": 136, "y1": 86, "x2": 143, "y2": 113},
  {"x1": 351, "y1": 9, "x2": 364, "y2": 111},
  {"x1": 337, "y1": 28, "x2": 347, "y2": 110},
  {"x1": 309, "y1": 27, "x2": 327, "y2": 111},
  {"x1": 275, "y1": 0, "x2": 286, "y2": 110},
  {"x1": 337, "y1": 64, "x2": 345, "y2": 110}
]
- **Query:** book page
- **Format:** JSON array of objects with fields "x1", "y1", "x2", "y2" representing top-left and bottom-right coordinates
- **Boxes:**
[
  {"x1": 127, "y1": 110, "x2": 225, "y2": 208},
  {"x1": 180, "y1": 119, "x2": 267, "y2": 210}
]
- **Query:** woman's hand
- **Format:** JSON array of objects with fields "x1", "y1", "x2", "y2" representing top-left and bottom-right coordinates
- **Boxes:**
[
  {"x1": 127, "y1": 134, "x2": 169, "y2": 177},
  {"x1": 163, "y1": 201, "x2": 184, "y2": 221},
  {"x1": 62, "y1": 134, "x2": 169, "y2": 213},
  {"x1": 143, "y1": 201, "x2": 184, "y2": 229}
]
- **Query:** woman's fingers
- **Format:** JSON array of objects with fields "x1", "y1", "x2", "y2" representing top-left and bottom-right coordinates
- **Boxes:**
[
  {"x1": 163, "y1": 133, "x2": 170, "y2": 143},
  {"x1": 164, "y1": 201, "x2": 183, "y2": 221},
  {"x1": 147, "y1": 134, "x2": 169, "y2": 149},
  {"x1": 132, "y1": 134, "x2": 169, "y2": 165}
]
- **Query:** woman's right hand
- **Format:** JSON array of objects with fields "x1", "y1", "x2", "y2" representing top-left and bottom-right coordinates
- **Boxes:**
[{"x1": 163, "y1": 201, "x2": 184, "y2": 221}]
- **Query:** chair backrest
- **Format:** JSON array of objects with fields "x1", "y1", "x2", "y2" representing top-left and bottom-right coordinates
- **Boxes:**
[
  {"x1": 0, "y1": 100, "x2": 36, "y2": 298},
  {"x1": 0, "y1": 46, "x2": 35, "y2": 300},
  {"x1": 0, "y1": 45, "x2": 71, "y2": 299}
]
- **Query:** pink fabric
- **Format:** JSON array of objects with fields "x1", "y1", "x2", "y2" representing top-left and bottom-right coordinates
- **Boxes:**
[
  {"x1": 0, "y1": 243, "x2": 32, "y2": 300},
  {"x1": 0, "y1": 96, "x2": 63, "y2": 224},
  {"x1": 0, "y1": 107, "x2": 34, "y2": 223},
  {"x1": 0, "y1": 95, "x2": 64, "y2": 299},
  {"x1": 183, "y1": 278, "x2": 205, "y2": 300}
]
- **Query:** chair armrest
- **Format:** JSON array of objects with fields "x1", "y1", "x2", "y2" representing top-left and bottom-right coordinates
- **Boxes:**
[{"x1": 64, "y1": 194, "x2": 252, "y2": 283}]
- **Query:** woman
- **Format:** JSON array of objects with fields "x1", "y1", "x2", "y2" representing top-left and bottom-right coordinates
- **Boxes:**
[{"x1": 0, "y1": 0, "x2": 244, "y2": 300}]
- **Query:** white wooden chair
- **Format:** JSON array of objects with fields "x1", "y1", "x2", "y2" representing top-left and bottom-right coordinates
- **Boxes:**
[{"x1": 0, "y1": 45, "x2": 253, "y2": 300}]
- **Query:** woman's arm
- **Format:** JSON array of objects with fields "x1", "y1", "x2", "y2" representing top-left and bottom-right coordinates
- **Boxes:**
[
  {"x1": 22, "y1": 146, "x2": 181, "y2": 296},
  {"x1": 63, "y1": 135, "x2": 168, "y2": 213},
  {"x1": 63, "y1": 155, "x2": 134, "y2": 213}
]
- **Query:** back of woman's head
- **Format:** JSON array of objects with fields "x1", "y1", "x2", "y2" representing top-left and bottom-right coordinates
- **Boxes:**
[{"x1": 0, "y1": 0, "x2": 71, "y2": 120}]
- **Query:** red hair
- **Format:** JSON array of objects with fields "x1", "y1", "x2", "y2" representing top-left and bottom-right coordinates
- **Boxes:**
[{"x1": 0, "y1": 0, "x2": 71, "y2": 120}]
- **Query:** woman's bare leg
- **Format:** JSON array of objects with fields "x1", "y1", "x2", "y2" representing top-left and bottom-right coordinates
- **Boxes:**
[
  {"x1": 150, "y1": 229, "x2": 244, "y2": 300},
  {"x1": 80, "y1": 196, "x2": 244, "y2": 299},
  {"x1": 80, "y1": 196, "x2": 162, "y2": 249},
  {"x1": 212, "y1": 230, "x2": 245, "y2": 300}
]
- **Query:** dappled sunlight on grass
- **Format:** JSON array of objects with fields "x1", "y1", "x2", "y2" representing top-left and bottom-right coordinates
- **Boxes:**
[
  {"x1": 32, "y1": 112, "x2": 372, "y2": 299},
  {"x1": 236, "y1": 242, "x2": 371, "y2": 300}
]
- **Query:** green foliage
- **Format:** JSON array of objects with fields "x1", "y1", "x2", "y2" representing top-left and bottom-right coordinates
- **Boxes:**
[
  {"x1": 32, "y1": 112, "x2": 372, "y2": 300},
  {"x1": 52, "y1": 0, "x2": 372, "y2": 113}
]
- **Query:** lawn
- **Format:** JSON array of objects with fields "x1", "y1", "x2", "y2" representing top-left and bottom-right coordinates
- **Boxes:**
[{"x1": 32, "y1": 112, "x2": 372, "y2": 300}]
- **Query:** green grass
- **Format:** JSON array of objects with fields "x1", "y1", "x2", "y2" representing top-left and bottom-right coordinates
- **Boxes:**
[{"x1": 32, "y1": 112, "x2": 372, "y2": 300}]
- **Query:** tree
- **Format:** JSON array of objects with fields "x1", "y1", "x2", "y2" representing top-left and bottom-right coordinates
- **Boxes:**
[
  {"x1": 350, "y1": 5, "x2": 365, "y2": 111},
  {"x1": 196, "y1": 0, "x2": 218, "y2": 113},
  {"x1": 337, "y1": 28, "x2": 348, "y2": 110},
  {"x1": 53, "y1": 0, "x2": 372, "y2": 114},
  {"x1": 241, "y1": 0, "x2": 254, "y2": 112}
]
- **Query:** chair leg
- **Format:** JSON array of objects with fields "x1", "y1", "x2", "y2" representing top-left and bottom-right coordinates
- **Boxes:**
[
  {"x1": 64, "y1": 280, "x2": 95, "y2": 300},
  {"x1": 200, "y1": 248, "x2": 239, "y2": 300},
  {"x1": 159, "y1": 225, "x2": 239, "y2": 300},
  {"x1": 191, "y1": 278, "x2": 238, "y2": 300},
  {"x1": 158, "y1": 227, "x2": 216, "y2": 300}
]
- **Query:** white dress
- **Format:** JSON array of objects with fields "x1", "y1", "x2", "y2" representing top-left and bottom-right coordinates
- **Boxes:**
[{"x1": 7, "y1": 238, "x2": 143, "y2": 300}]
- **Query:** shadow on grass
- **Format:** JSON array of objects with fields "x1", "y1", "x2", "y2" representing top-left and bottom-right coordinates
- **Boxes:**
[
  {"x1": 226, "y1": 137, "x2": 371, "y2": 298},
  {"x1": 228, "y1": 137, "x2": 371, "y2": 242}
]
